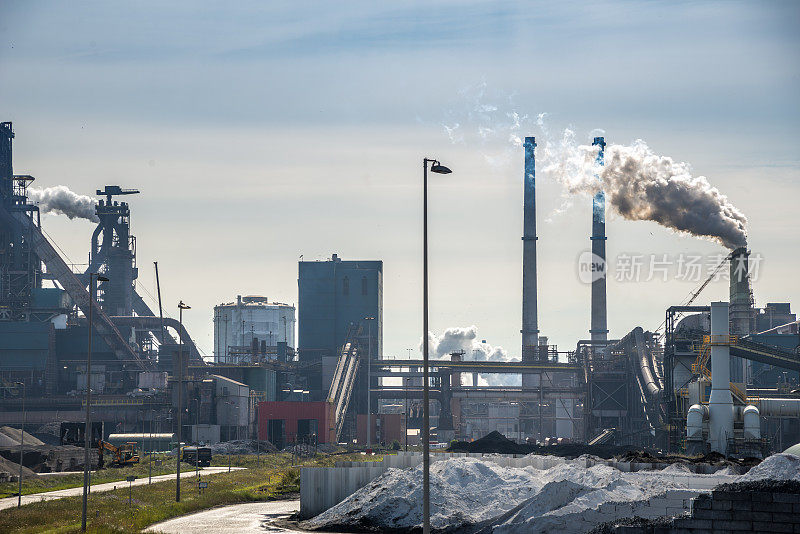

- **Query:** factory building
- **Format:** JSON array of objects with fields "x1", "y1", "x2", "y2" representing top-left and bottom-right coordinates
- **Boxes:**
[
  {"x1": 298, "y1": 254, "x2": 382, "y2": 402},
  {"x1": 213, "y1": 295, "x2": 296, "y2": 363}
]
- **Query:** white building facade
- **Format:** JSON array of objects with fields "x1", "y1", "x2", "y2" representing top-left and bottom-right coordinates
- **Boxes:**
[{"x1": 213, "y1": 295, "x2": 296, "y2": 363}]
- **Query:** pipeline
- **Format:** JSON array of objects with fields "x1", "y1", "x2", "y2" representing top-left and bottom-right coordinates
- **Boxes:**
[{"x1": 108, "y1": 316, "x2": 203, "y2": 362}]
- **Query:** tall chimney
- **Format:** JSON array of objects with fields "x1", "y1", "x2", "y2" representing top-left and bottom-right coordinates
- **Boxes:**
[
  {"x1": 521, "y1": 137, "x2": 539, "y2": 369},
  {"x1": 590, "y1": 136, "x2": 608, "y2": 342},
  {"x1": 729, "y1": 247, "x2": 753, "y2": 383}
]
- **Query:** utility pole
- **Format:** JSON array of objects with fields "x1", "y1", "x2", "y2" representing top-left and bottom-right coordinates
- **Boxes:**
[
  {"x1": 82, "y1": 273, "x2": 107, "y2": 532},
  {"x1": 176, "y1": 300, "x2": 190, "y2": 502},
  {"x1": 364, "y1": 316, "x2": 375, "y2": 448}
]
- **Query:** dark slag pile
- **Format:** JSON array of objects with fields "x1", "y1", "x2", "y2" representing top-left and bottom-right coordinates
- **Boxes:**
[
  {"x1": 447, "y1": 431, "x2": 641, "y2": 460},
  {"x1": 448, "y1": 431, "x2": 759, "y2": 467}
]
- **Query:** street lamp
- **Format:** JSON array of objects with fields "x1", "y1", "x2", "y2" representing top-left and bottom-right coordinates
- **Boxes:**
[
  {"x1": 364, "y1": 316, "x2": 375, "y2": 448},
  {"x1": 16, "y1": 382, "x2": 25, "y2": 508},
  {"x1": 422, "y1": 158, "x2": 452, "y2": 534},
  {"x1": 176, "y1": 300, "x2": 190, "y2": 502},
  {"x1": 82, "y1": 273, "x2": 108, "y2": 532}
]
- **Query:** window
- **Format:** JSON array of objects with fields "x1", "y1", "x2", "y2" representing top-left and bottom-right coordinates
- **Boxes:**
[
  {"x1": 342, "y1": 276, "x2": 349, "y2": 295},
  {"x1": 361, "y1": 276, "x2": 368, "y2": 296}
]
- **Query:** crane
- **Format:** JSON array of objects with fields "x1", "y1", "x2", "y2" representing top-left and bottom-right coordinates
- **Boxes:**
[{"x1": 654, "y1": 252, "x2": 732, "y2": 340}]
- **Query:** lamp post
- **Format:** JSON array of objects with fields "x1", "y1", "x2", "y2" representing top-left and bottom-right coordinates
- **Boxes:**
[
  {"x1": 191, "y1": 398, "x2": 200, "y2": 478},
  {"x1": 176, "y1": 300, "x2": 190, "y2": 502},
  {"x1": 421, "y1": 158, "x2": 452, "y2": 534},
  {"x1": 16, "y1": 381, "x2": 24, "y2": 507},
  {"x1": 82, "y1": 273, "x2": 108, "y2": 532},
  {"x1": 148, "y1": 406, "x2": 154, "y2": 484},
  {"x1": 364, "y1": 316, "x2": 375, "y2": 448},
  {"x1": 404, "y1": 376, "x2": 408, "y2": 452}
]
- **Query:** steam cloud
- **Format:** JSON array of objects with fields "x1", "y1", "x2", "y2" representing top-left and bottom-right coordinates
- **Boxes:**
[
  {"x1": 441, "y1": 85, "x2": 748, "y2": 249},
  {"x1": 540, "y1": 135, "x2": 748, "y2": 249},
  {"x1": 423, "y1": 326, "x2": 520, "y2": 387},
  {"x1": 27, "y1": 186, "x2": 99, "y2": 223}
]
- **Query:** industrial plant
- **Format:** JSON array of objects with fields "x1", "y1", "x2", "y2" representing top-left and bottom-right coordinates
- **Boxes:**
[{"x1": 0, "y1": 119, "x2": 797, "y2": 463}]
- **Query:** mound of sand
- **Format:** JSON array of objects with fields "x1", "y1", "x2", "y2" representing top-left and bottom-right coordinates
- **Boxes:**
[
  {"x1": 0, "y1": 455, "x2": 37, "y2": 478},
  {"x1": 0, "y1": 427, "x2": 45, "y2": 447}
]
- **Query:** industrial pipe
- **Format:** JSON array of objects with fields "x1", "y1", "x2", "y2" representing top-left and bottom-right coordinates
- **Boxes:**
[
  {"x1": 755, "y1": 398, "x2": 800, "y2": 417},
  {"x1": 635, "y1": 328, "x2": 660, "y2": 398},
  {"x1": 687, "y1": 403, "x2": 708, "y2": 441},
  {"x1": 742, "y1": 405, "x2": 760, "y2": 440},
  {"x1": 708, "y1": 301, "x2": 734, "y2": 455}
]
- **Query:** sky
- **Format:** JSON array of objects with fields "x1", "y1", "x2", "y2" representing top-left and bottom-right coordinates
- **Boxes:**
[{"x1": 1, "y1": 1, "x2": 799, "y2": 359}]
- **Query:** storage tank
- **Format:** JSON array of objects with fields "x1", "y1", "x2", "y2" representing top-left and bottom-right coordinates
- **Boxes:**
[{"x1": 213, "y1": 295, "x2": 296, "y2": 363}]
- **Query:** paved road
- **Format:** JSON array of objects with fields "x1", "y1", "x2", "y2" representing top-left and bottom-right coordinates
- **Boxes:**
[
  {"x1": 145, "y1": 500, "x2": 301, "y2": 533},
  {"x1": 0, "y1": 467, "x2": 244, "y2": 511}
]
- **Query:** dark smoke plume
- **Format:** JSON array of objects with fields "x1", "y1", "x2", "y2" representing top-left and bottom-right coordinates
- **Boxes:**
[
  {"x1": 601, "y1": 142, "x2": 747, "y2": 249},
  {"x1": 543, "y1": 135, "x2": 748, "y2": 249}
]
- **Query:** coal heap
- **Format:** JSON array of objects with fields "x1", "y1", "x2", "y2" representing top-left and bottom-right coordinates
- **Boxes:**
[{"x1": 448, "y1": 431, "x2": 641, "y2": 459}]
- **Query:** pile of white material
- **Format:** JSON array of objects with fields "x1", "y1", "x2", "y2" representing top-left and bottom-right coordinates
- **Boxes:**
[
  {"x1": 738, "y1": 453, "x2": 800, "y2": 482},
  {"x1": 303, "y1": 455, "x2": 737, "y2": 534}
]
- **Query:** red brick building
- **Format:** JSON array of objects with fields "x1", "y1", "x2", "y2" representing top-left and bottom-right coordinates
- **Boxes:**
[{"x1": 257, "y1": 401, "x2": 336, "y2": 449}]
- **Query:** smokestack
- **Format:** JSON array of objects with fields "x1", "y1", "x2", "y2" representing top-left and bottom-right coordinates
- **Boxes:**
[
  {"x1": 590, "y1": 136, "x2": 608, "y2": 342},
  {"x1": 708, "y1": 301, "x2": 734, "y2": 455},
  {"x1": 520, "y1": 135, "x2": 540, "y2": 398},
  {"x1": 729, "y1": 247, "x2": 753, "y2": 382},
  {"x1": 521, "y1": 136, "x2": 539, "y2": 370}
]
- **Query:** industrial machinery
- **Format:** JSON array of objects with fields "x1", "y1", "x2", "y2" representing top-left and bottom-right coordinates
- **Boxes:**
[
  {"x1": 98, "y1": 440, "x2": 140, "y2": 468},
  {"x1": 181, "y1": 446, "x2": 211, "y2": 467}
]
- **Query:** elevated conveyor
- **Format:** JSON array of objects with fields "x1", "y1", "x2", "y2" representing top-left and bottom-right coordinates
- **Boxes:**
[
  {"x1": 731, "y1": 338, "x2": 800, "y2": 371},
  {"x1": 326, "y1": 325, "x2": 361, "y2": 440}
]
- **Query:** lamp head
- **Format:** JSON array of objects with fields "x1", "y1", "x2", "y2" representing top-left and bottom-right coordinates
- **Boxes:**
[{"x1": 430, "y1": 161, "x2": 452, "y2": 174}]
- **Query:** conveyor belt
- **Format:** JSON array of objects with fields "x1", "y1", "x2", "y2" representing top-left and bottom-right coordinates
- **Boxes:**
[{"x1": 731, "y1": 338, "x2": 800, "y2": 371}]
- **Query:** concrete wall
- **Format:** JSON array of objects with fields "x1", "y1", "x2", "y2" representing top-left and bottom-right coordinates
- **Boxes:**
[{"x1": 299, "y1": 451, "x2": 735, "y2": 520}]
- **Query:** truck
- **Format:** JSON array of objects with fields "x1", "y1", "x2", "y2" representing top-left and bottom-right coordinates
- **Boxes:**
[{"x1": 181, "y1": 446, "x2": 212, "y2": 467}]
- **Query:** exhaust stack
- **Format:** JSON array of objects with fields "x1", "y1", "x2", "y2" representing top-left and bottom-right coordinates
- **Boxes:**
[
  {"x1": 729, "y1": 247, "x2": 753, "y2": 383},
  {"x1": 521, "y1": 137, "x2": 539, "y2": 387},
  {"x1": 590, "y1": 136, "x2": 608, "y2": 342},
  {"x1": 708, "y1": 301, "x2": 734, "y2": 455}
]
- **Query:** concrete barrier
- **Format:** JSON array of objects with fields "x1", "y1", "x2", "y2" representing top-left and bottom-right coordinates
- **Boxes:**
[{"x1": 301, "y1": 451, "x2": 735, "y2": 519}]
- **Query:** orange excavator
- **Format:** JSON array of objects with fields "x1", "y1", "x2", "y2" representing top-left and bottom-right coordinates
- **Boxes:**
[{"x1": 97, "y1": 440, "x2": 140, "y2": 468}]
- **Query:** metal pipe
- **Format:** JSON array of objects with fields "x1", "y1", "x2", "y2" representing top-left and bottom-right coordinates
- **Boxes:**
[
  {"x1": 755, "y1": 398, "x2": 800, "y2": 417},
  {"x1": 742, "y1": 405, "x2": 760, "y2": 439},
  {"x1": 686, "y1": 403, "x2": 708, "y2": 441}
]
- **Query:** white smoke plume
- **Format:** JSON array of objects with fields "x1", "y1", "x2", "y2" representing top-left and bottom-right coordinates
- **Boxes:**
[
  {"x1": 27, "y1": 186, "x2": 99, "y2": 223},
  {"x1": 539, "y1": 136, "x2": 748, "y2": 249},
  {"x1": 441, "y1": 84, "x2": 748, "y2": 249},
  {"x1": 423, "y1": 326, "x2": 521, "y2": 387}
]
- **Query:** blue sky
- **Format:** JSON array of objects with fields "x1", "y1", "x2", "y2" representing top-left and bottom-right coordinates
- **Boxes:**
[{"x1": 1, "y1": 1, "x2": 798, "y2": 357}]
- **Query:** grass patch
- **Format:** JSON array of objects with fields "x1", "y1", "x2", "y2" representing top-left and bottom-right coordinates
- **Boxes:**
[
  {"x1": 0, "y1": 455, "x2": 177, "y2": 499},
  {"x1": 0, "y1": 452, "x2": 379, "y2": 534}
]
